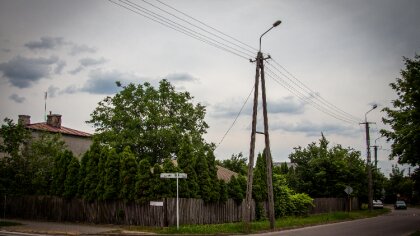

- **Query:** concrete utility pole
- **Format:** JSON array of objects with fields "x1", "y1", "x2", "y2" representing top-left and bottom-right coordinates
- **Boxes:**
[
  {"x1": 244, "y1": 20, "x2": 281, "y2": 231},
  {"x1": 361, "y1": 104, "x2": 377, "y2": 212}
]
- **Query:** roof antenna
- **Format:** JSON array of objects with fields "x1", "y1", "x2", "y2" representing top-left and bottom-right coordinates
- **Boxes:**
[{"x1": 44, "y1": 91, "x2": 47, "y2": 122}]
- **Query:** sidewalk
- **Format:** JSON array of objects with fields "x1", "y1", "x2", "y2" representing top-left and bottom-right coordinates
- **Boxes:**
[{"x1": 1, "y1": 219, "x2": 154, "y2": 235}]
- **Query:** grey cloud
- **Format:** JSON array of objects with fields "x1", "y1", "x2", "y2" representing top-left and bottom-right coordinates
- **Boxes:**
[
  {"x1": 47, "y1": 85, "x2": 60, "y2": 98},
  {"x1": 79, "y1": 57, "x2": 106, "y2": 67},
  {"x1": 1, "y1": 48, "x2": 11, "y2": 53},
  {"x1": 9, "y1": 93, "x2": 25, "y2": 103},
  {"x1": 165, "y1": 73, "x2": 198, "y2": 83},
  {"x1": 268, "y1": 96, "x2": 305, "y2": 115},
  {"x1": 25, "y1": 37, "x2": 65, "y2": 50},
  {"x1": 54, "y1": 60, "x2": 66, "y2": 74},
  {"x1": 270, "y1": 121, "x2": 359, "y2": 137},
  {"x1": 69, "y1": 66, "x2": 83, "y2": 75},
  {"x1": 0, "y1": 55, "x2": 60, "y2": 88},
  {"x1": 70, "y1": 44, "x2": 96, "y2": 56},
  {"x1": 62, "y1": 70, "x2": 142, "y2": 95}
]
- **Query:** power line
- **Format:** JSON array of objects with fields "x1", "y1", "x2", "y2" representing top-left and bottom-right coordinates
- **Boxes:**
[
  {"x1": 215, "y1": 84, "x2": 254, "y2": 150},
  {"x1": 153, "y1": 0, "x2": 258, "y2": 52},
  {"x1": 110, "y1": 0, "x2": 253, "y2": 60},
  {"x1": 140, "y1": 0, "x2": 257, "y2": 55},
  {"x1": 265, "y1": 67, "x2": 357, "y2": 124},
  {"x1": 110, "y1": 0, "x2": 361, "y2": 128},
  {"x1": 267, "y1": 59, "x2": 362, "y2": 123}
]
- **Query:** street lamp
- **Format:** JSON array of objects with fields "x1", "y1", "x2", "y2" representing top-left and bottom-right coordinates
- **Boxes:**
[
  {"x1": 245, "y1": 20, "x2": 281, "y2": 231},
  {"x1": 259, "y1": 20, "x2": 282, "y2": 52},
  {"x1": 364, "y1": 104, "x2": 377, "y2": 211}
]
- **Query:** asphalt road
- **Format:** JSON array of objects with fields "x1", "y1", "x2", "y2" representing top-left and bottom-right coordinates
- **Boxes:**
[{"x1": 250, "y1": 207, "x2": 420, "y2": 236}]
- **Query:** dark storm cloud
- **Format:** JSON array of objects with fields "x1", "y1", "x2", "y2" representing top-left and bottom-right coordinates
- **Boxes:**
[
  {"x1": 211, "y1": 96, "x2": 305, "y2": 118},
  {"x1": 79, "y1": 57, "x2": 106, "y2": 67},
  {"x1": 0, "y1": 55, "x2": 60, "y2": 88},
  {"x1": 165, "y1": 73, "x2": 198, "y2": 83},
  {"x1": 69, "y1": 66, "x2": 83, "y2": 75},
  {"x1": 270, "y1": 121, "x2": 359, "y2": 137},
  {"x1": 25, "y1": 37, "x2": 65, "y2": 50},
  {"x1": 9, "y1": 94, "x2": 25, "y2": 103}
]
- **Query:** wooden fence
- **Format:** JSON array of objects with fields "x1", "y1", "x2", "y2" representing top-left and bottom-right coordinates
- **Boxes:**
[
  {"x1": 1, "y1": 196, "x2": 253, "y2": 226},
  {"x1": 1, "y1": 196, "x2": 358, "y2": 226},
  {"x1": 310, "y1": 197, "x2": 359, "y2": 214}
]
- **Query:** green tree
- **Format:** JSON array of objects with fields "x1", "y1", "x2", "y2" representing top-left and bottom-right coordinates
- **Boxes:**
[
  {"x1": 51, "y1": 150, "x2": 74, "y2": 196},
  {"x1": 103, "y1": 148, "x2": 120, "y2": 200},
  {"x1": 217, "y1": 152, "x2": 247, "y2": 175},
  {"x1": 119, "y1": 147, "x2": 138, "y2": 201},
  {"x1": 385, "y1": 165, "x2": 414, "y2": 203},
  {"x1": 195, "y1": 149, "x2": 212, "y2": 202},
  {"x1": 381, "y1": 55, "x2": 420, "y2": 166},
  {"x1": 63, "y1": 156, "x2": 80, "y2": 198},
  {"x1": 135, "y1": 159, "x2": 153, "y2": 202},
  {"x1": 87, "y1": 80, "x2": 209, "y2": 165},
  {"x1": 253, "y1": 151, "x2": 268, "y2": 202},
  {"x1": 289, "y1": 134, "x2": 366, "y2": 198},
  {"x1": 227, "y1": 175, "x2": 244, "y2": 204},
  {"x1": 83, "y1": 143, "x2": 102, "y2": 201},
  {"x1": 0, "y1": 118, "x2": 31, "y2": 195},
  {"x1": 95, "y1": 148, "x2": 108, "y2": 200},
  {"x1": 27, "y1": 132, "x2": 66, "y2": 195}
]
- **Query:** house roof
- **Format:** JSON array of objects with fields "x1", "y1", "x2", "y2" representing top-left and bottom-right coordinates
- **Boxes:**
[
  {"x1": 216, "y1": 165, "x2": 238, "y2": 182},
  {"x1": 27, "y1": 122, "x2": 92, "y2": 138}
]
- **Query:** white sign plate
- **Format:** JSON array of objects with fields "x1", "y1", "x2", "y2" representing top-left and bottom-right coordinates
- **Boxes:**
[
  {"x1": 344, "y1": 186, "x2": 353, "y2": 195},
  {"x1": 160, "y1": 173, "x2": 187, "y2": 179},
  {"x1": 160, "y1": 173, "x2": 176, "y2": 178},
  {"x1": 150, "y1": 201, "x2": 164, "y2": 206}
]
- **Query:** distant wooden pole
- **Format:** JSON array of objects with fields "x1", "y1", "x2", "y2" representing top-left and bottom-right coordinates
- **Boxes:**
[
  {"x1": 244, "y1": 52, "x2": 260, "y2": 231},
  {"x1": 260, "y1": 53, "x2": 275, "y2": 229}
]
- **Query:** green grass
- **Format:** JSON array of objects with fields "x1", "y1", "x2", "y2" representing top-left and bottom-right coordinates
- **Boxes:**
[
  {"x1": 0, "y1": 221, "x2": 22, "y2": 227},
  {"x1": 124, "y1": 208, "x2": 390, "y2": 234}
]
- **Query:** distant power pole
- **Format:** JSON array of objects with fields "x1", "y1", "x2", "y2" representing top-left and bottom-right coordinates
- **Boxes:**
[
  {"x1": 244, "y1": 20, "x2": 281, "y2": 231},
  {"x1": 361, "y1": 104, "x2": 377, "y2": 212}
]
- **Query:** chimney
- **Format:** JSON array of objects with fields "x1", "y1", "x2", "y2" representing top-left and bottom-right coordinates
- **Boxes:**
[
  {"x1": 18, "y1": 115, "x2": 31, "y2": 126},
  {"x1": 47, "y1": 113, "x2": 62, "y2": 128}
]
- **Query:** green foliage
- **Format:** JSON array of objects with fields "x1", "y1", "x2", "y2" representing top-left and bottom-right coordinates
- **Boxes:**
[
  {"x1": 27, "y1": 132, "x2": 66, "y2": 195},
  {"x1": 0, "y1": 118, "x2": 31, "y2": 158},
  {"x1": 82, "y1": 143, "x2": 101, "y2": 201},
  {"x1": 87, "y1": 80, "x2": 209, "y2": 165},
  {"x1": 273, "y1": 174, "x2": 313, "y2": 217},
  {"x1": 195, "y1": 150, "x2": 212, "y2": 202},
  {"x1": 63, "y1": 156, "x2": 80, "y2": 198},
  {"x1": 218, "y1": 152, "x2": 247, "y2": 175},
  {"x1": 381, "y1": 55, "x2": 420, "y2": 166},
  {"x1": 51, "y1": 150, "x2": 74, "y2": 196},
  {"x1": 119, "y1": 147, "x2": 138, "y2": 201},
  {"x1": 205, "y1": 145, "x2": 221, "y2": 202},
  {"x1": 227, "y1": 176, "x2": 244, "y2": 204},
  {"x1": 385, "y1": 165, "x2": 414, "y2": 202},
  {"x1": 218, "y1": 179, "x2": 228, "y2": 202},
  {"x1": 288, "y1": 134, "x2": 366, "y2": 198},
  {"x1": 253, "y1": 151, "x2": 267, "y2": 202},
  {"x1": 135, "y1": 159, "x2": 153, "y2": 202},
  {"x1": 103, "y1": 148, "x2": 121, "y2": 200}
]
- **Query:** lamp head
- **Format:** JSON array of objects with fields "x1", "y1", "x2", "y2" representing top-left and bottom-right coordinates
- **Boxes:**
[
  {"x1": 372, "y1": 104, "x2": 377, "y2": 109},
  {"x1": 273, "y1": 20, "x2": 282, "y2": 27}
]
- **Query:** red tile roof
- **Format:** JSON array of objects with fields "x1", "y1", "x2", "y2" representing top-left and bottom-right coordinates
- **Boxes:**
[
  {"x1": 27, "y1": 122, "x2": 92, "y2": 137},
  {"x1": 217, "y1": 165, "x2": 238, "y2": 182}
]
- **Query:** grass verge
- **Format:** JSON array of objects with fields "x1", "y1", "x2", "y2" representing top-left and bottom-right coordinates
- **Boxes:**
[
  {"x1": 124, "y1": 208, "x2": 390, "y2": 234},
  {"x1": 0, "y1": 221, "x2": 22, "y2": 227}
]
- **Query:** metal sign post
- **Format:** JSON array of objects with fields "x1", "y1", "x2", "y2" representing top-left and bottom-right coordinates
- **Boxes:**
[{"x1": 160, "y1": 172, "x2": 187, "y2": 230}]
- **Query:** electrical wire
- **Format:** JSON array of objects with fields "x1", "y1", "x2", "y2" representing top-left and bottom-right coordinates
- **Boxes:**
[
  {"x1": 267, "y1": 60, "x2": 362, "y2": 123},
  {"x1": 215, "y1": 84, "x2": 254, "y2": 150}
]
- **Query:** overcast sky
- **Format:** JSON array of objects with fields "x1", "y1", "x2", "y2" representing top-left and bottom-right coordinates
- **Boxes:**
[{"x1": 1, "y1": 0, "x2": 419, "y2": 176}]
